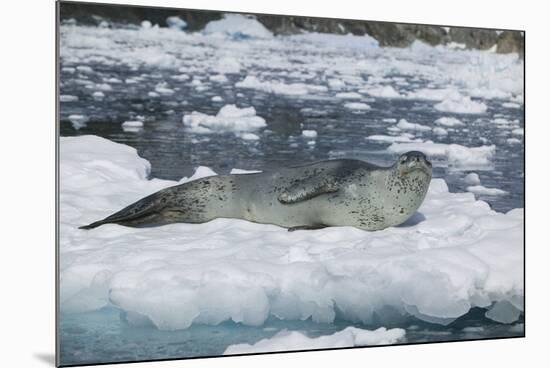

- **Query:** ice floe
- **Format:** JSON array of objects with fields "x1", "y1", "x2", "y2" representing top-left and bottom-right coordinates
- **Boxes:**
[
  {"x1": 396, "y1": 119, "x2": 432, "y2": 132},
  {"x1": 59, "y1": 136, "x2": 523, "y2": 331},
  {"x1": 236, "y1": 75, "x2": 327, "y2": 96},
  {"x1": 344, "y1": 102, "x2": 371, "y2": 110},
  {"x1": 203, "y1": 14, "x2": 272, "y2": 39},
  {"x1": 434, "y1": 117, "x2": 465, "y2": 127},
  {"x1": 467, "y1": 185, "x2": 508, "y2": 196},
  {"x1": 224, "y1": 327, "x2": 405, "y2": 354},
  {"x1": 434, "y1": 96, "x2": 487, "y2": 114},
  {"x1": 182, "y1": 104, "x2": 266, "y2": 134}
]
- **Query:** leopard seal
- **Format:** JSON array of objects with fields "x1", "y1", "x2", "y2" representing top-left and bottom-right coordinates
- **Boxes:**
[{"x1": 80, "y1": 151, "x2": 432, "y2": 231}]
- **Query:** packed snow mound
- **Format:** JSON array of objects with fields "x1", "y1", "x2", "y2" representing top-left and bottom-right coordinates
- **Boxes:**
[
  {"x1": 223, "y1": 327, "x2": 405, "y2": 354},
  {"x1": 203, "y1": 14, "x2": 272, "y2": 39},
  {"x1": 60, "y1": 136, "x2": 523, "y2": 331},
  {"x1": 388, "y1": 142, "x2": 496, "y2": 168},
  {"x1": 182, "y1": 104, "x2": 266, "y2": 134}
]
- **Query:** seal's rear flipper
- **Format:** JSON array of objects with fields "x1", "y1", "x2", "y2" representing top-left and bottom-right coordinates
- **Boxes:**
[{"x1": 78, "y1": 191, "x2": 167, "y2": 230}]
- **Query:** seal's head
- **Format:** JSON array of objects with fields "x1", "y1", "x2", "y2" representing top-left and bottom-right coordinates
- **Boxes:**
[{"x1": 395, "y1": 151, "x2": 432, "y2": 179}]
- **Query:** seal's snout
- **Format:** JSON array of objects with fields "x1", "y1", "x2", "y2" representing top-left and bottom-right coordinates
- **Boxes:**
[{"x1": 398, "y1": 151, "x2": 432, "y2": 175}]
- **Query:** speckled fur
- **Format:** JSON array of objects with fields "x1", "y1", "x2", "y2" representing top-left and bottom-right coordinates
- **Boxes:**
[{"x1": 80, "y1": 152, "x2": 432, "y2": 231}]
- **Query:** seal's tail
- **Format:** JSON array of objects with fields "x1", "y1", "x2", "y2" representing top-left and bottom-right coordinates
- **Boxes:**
[{"x1": 79, "y1": 191, "x2": 165, "y2": 230}]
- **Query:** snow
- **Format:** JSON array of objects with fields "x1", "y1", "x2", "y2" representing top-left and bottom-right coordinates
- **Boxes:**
[
  {"x1": 435, "y1": 117, "x2": 464, "y2": 127},
  {"x1": 464, "y1": 173, "x2": 481, "y2": 186},
  {"x1": 302, "y1": 130, "x2": 318, "y2": 138},
  {"x1": 203, "y1": 14, "x2": 272, "y2": 39},
  {"x1": 396, "y1": 119, "x2": 431, "y2": 132},
  {"x1": 224, "y1": 327, "x2": 405, "y2": 354},
  {"x1": 344, "y1": 102, "x2": 371, "y2": 110},
  {"x1": 59, "y1": 136, "x2": 523, "y2": 331},
  {"x1": 182, "y1": 104, "x2": 267, "y2": 134},
  {"x1": 467, "y1": 185, "x2": 508, "y2": 196},
  {"x1": 388, "y1": 142, "x2": 496, "y2": 168},
  {"x1": 434, "y1": 96, "x2": 487, "y2": 114}
]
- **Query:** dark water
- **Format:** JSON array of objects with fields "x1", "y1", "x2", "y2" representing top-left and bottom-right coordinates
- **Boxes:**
[{"x1": 59, "y1": 66, "x2": 524, "y2": 213}]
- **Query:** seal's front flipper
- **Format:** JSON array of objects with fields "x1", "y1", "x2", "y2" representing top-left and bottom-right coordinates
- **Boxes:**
[
  {"x1": 288, "y1": 224, "x2": 328, "y2": 232},
  {"x1": 278, "y1": 176, "x2": 339, "y2": 204}
]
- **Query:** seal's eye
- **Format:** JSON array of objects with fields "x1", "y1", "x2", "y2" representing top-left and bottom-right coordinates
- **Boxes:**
[{"x1": 399, "y1": 156, "x2": 408, "y2": 164}]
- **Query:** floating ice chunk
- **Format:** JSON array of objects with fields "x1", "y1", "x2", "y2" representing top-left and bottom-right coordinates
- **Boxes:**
[
  {"x1": 485, "y1": 301, "x2": 521, "y2": 324},
  {"x1": 396, "y1": 119, "x2": 431, "y2": 132},
  {"x1": 214, "y1": 57, "x2": 241, "y2": 74},
  {"x1": 68, "y1": 114, "x2": 89, "y2": 130},
  {"x1": 507, "y1": 138, "x2": 521, "y2": 145},
  {"x1": 154, "y1": 82, "x2": 175, "y2": 95},
  {"x1": 335, "y1": 92, "x2": 362, "y2": 99},
  {"x1": 512, "y1": 128, "x2": 524, "y2": 136},
  {"x1": 240, "y1": 133, "x2": 260, "y2": 141},
  {"x1": 435, "y1": 117, "x2": 464, "y2": 127},
  {"x1": 388, "y1": 142, "x2": 496, "y2": 168},
  {"x1": 434, "y1": 96, "x2": 487, "y2": 114},
  {"x1": 432, "y1": 127, "x2": 448, "y2": 136},
  {"x1": 302, "y1": 130, "x2": 318, "y2": 138},
  {"x1": 166, "y1": 16, "x2": 187, "y2": 30},
  {"x1": 171, "y1": 74, "x2": 190, "y2": 81},
  {"x1": 94, "y1": 83, "x2": 112, "y2": 92},
  {"x1": 344, "y1": 102, "x2": 371, "y2": 110},
  {"x1": 122, "y1": 120, "x2": 144, "y2": 133},
  {"x1": 307, "y1": 140, "x2": 316, "y2": 146},
  {"x1": 62, "y1": 67, "x2": 76, "y2": 73},
  {"x1": 230, "y1": 168, "x2": 262, "y2": 174},
  {"x1": 148, "y1": 91, "x2": 160, "y2": 98},
  {"x1": 209, "y1": 74, "x2": 229, "y2": 83},
  {"x1": 104, "y1": 77, "x2": 122, "y2": 84},
  {"x1": 382, "y1": 118, "x2": 397, "y2": 123},
  {"x1": 183, "y1": 104, "x2": 266, "y2": 134},
  {"x1": 467, "y1": 185, "x2": 508, "y2": 196},
  {"x1": 141, "y1": 20, "x2": 152, "y2": 29},
  {"x1": 236, "y1": 75, "x2": 327, "y2": 96},
  {"x1": 328, "y1": 78, "x2": 346, "y2": 90},
  {"x1": 203, "y1": 14, "x2": 272, "y2": 39},
  {"x1": 363, "y1": 85, "x2": 403, "y2": 99},
  {"x1": 288, "y1": 32, "x2": 379, "y2": 49},
  {"x1": 366, "y1": 134, "x2": 421, "y2": 143},
  {"x1": 211, "y1": 96, "x2": 223, "y2": 102},
  {"x1": 60, "y1": 95, "x2": 78, "y2": 102},
  {"x1": 492, "y1": 118, "x2": 514, "y2": 126},
  {"x1": 407, "y1": 88, "x2": 462, "y2": 101},
  {"x1": 464, "y1": 173, "x2": 481, "y2": 185},
  {"x1": 502, "y1": 102, "x2": 520, "y2": 109},
  {"x1": 92, "y1": 91, "x2": 104, "y2": 100},
  {"x1": 224, "y1": 327, "x2": 405, "y2": 354},
  {"x1": 76, "y1": 65, "x2": 93, "y2": 73},
  {"x1": 462, "y1": 326, "x2": 484, "y2": 332}
]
